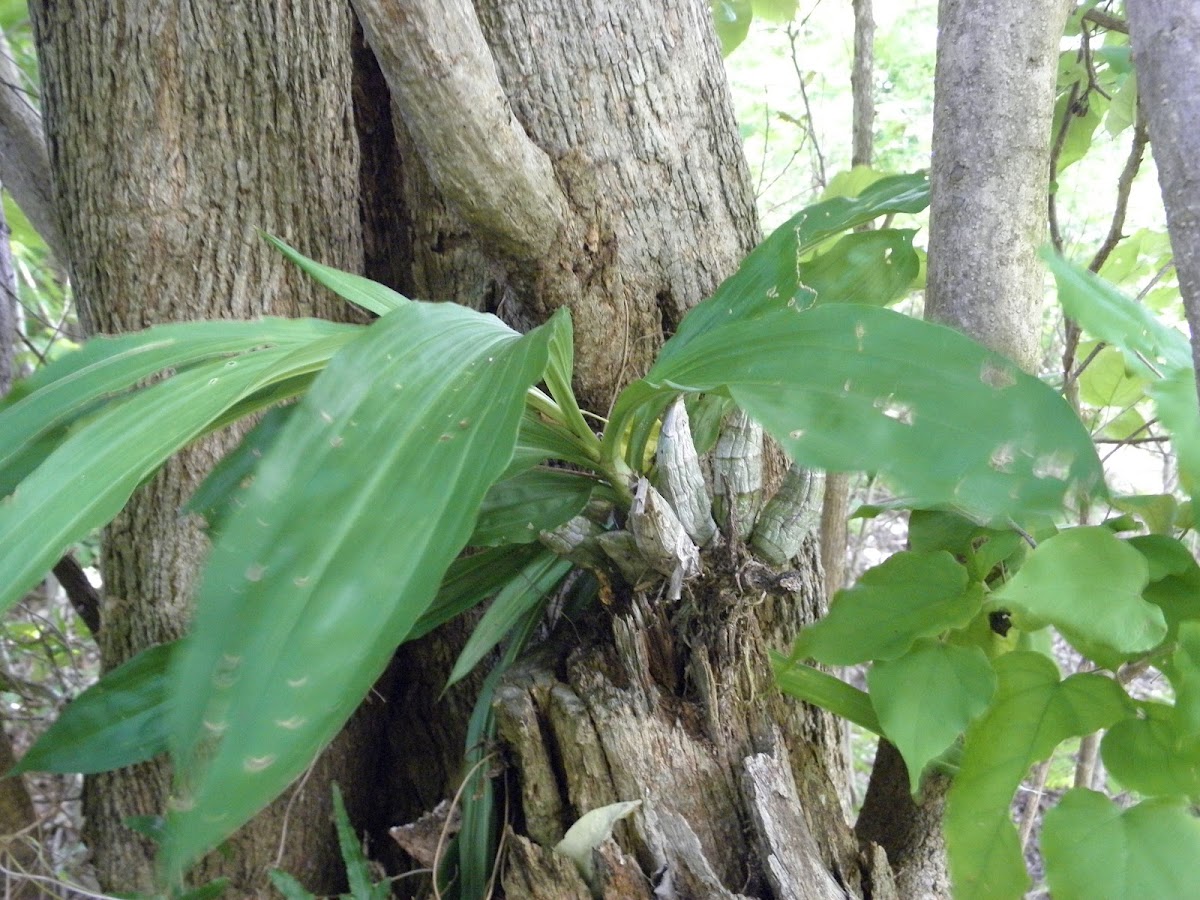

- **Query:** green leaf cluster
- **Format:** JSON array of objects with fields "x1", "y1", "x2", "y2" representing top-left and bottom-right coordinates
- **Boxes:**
[{"x1": 0, "y1": 176, "x2": 1117, "y2": 891}]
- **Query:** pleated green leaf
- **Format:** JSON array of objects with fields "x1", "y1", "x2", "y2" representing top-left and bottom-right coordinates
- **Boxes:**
[
  {"x1": 799, "y1": 229, "x2": 920, "y2": 308},
  {"x1": 12, "y1": 642, "x2": 175, "y2": 775},
  {"x1": 161, "y1": 302, "x2": 561, "y2": 879},
  {"x1": 185, "y1": 405, "x2": 295, "y2": 537},
  {"x1": 1047, "y1": 253, "x2": 1200, "y2": 519},
  {"x1": 0, "y1": 339, "x2": 348, "y2": 617},
  {"x1": 0, "y1": 318, "x2": 355, "y2": 495},
  {"x1": 651, "y1": 172, "x2": 929, "y2": 373}
]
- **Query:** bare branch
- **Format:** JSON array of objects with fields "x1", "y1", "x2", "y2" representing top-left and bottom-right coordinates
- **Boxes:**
[
  {"x1": 1089, "y1": 108, "x2": 1150, "y2": 274},
  {"x1": 1082, "y1": 7, "x2": 1129, "y2": 34},
  {"x1": 0, "y1": 30, "x2": 63, "y2": 261},
  {"x1": 350, "y1": 0, "x2": 570, "y2": 265}
]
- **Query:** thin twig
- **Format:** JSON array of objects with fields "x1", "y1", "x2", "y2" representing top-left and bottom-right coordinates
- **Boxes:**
[
  {"x1": 432, "y1": 752, "x2": 496, "y2": 900},
  {"x1": 1088, "y1": 108, "x2": 1150, "y2": 274},
  {"x1": 1019, "y1": 760, "x2": 1051, "y2": 850},
  {"x1": 785, "y1": 23, "x2": 827, "y2": 192}
]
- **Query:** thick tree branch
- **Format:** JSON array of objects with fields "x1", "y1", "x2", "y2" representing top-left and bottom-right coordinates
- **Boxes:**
[
  {"x1": 351, "y1": 0, "x2": 570, "y2": 265},
  {"x1": 1127, "y1": 2, "x2": 1200, "y2": 389},
  {"x1": 0, "y1": 30, "x2": 62, "y2": 261}
]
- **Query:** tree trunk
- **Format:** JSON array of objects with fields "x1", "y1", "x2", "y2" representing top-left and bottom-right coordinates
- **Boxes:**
[
  {"x1": 30, "y1": 2, "x2": 374, "y2": 893},
  {"x1": 924, "y1": 0, "x2": 1072, "y2": 374},
  {"x1": 854, "y1": 0, "x2": 1071, "y2": 895},
  {"x1": 354, "y1": 1, "x2": 884, "y2": 896},
  {"x1": 24, "y1": 0, "x2": 934, "y2": 894},
  {"x1": 1126, "y1": 1, "x2": 1200, "y2": 387}
]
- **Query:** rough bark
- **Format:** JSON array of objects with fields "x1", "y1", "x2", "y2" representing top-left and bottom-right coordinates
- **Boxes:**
[
  {"x1": 357, "y1": 0, "x2": 759, "y2": 412},
  {"x1": 1126, "y1": 1, "x2": 1200, "y2": 390},
  {"x1": 0, "y1": 725, "x2": 42, "y2": 899},
  {"x1": 924, "y1": 0, "x2": 1072, "y2": 374},
  {"x1": 856, "y1": 0, "x2": 1071, "y2": 895},
  {"x1": 30, "y1": 2, "x2": 373, "y2": 893},
  {"x1": 361, "y1": 1, "x2": 871, "y2": 896}
]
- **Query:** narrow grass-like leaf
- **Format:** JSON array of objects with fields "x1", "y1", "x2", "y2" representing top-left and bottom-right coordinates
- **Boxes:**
[
  {"x1": 12, "y1": 642, "x2": 174, "y2": 775},
  {"x1": 471, "y1": 468, "x2": 595, "y2": 546},
  {"x1": 409, "y1": 544, "x2": 544, "y2": 642},
  {"x1": 268, "y1": 871, "x2": 317, "y2": 900},
  {"x1": 331, "y1": 784, "x2": 387, "y2": 900},
  {"x1": 451, "y1": 587, "x2": 548, "y2": 899},
  {"x1": 161, "y1": 303, "x2": 561, "y2": 879},
  {"x1": 946, "y1": 652, "x2": 1133, "y2": 900},
  {"x1": 264, "y1": 234, "x2": 409, "y2": 316},
  {"x1": 447, "y1": 551, "x2": 572, "y2": 688},
  {"x1": 1042, "y1": 791, "x2": 1200, "y2": 900},
  {"x1": 771, "y1": 653, "x2": 881, "y2": 734}
]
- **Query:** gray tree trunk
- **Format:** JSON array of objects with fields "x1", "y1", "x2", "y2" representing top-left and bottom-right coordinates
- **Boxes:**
[
  {"x1": 924, "y1": 0, "x2": 1072, "y2": 374},
  {"x1": 1126, "y1": 1, "x2": 1200, "y2": 388},
  {"x1": 856, "y1": 1, "x2": 1072, "y2": 896},
  {"x1": 30, "y1": 2, "x2": 373, "y2": 893}
]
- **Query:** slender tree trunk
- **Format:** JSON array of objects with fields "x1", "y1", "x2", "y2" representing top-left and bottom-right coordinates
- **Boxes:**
[
  {"x1": 352, "y1": 0, "x2": 878, "y2": 895},
  {"x1": 30, "y1": 2, "x2": 374, "y2": 893},
  {"x1": 820, "y1": 0, "x2": 876, "y2": 602},
  {"x1": 923, "y1": 0, "x2": 1072, "y2": 373},
  {"x1": 856, "y1": 1, "x2": 1072, "y2": 896},
  {"x1": 1126, "y1": 1, "x2": 1200, "y2": 390}
]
